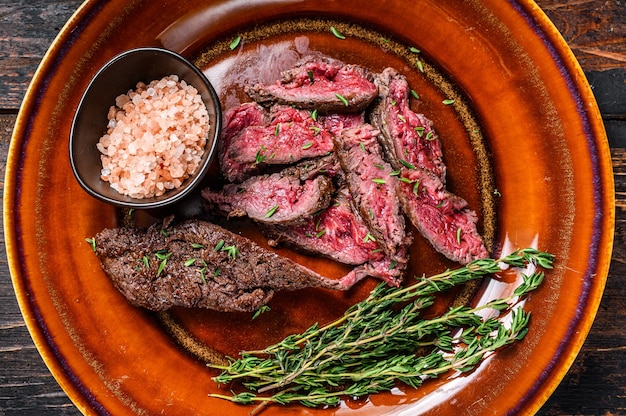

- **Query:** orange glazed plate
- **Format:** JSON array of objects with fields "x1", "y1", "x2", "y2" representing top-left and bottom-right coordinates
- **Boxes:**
[{"x1": 4, "y1": 1, "x2": 614, "y2": 415}]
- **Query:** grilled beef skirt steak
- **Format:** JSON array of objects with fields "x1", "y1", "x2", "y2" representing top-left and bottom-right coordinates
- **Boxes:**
[
  {"x1": 334, "y1": 124, "x2": 411, "y2": 279},
  {"x1": 259, "y1": 187, "x2": 383, "y2": 265},
  {"x1": 246, "y1": 55, "x2": 378, "y2": 113},
  {"x1": 201, "y1": 172, "x2": 334, "y2": 226},
  {"x1": 218, "y1": 102, "x2": 268, "y2": 182},
  {"x1": 260, "y1": 186, "x2": 403, "y2": 286},
  {"x1": 228, "y1": 106, "x2": 334, "y2": 165},
  {"x1": 94, "y1": 220, "x2": 345, "y2": 312},
  {"x1": 370, "y1": 67, "x2": 446, "y2": 182},
  {"x1": 396, "y1": 167, "x2": 488, "y2": 264}
]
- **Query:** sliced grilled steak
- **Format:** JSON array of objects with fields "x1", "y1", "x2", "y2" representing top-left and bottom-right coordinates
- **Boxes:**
[
  {"x1": 320, "y1": 112, "x2": 365, "y2": 137},
  {"x1": 334, "y1": 124, "x2": 411, "y2": 275},
  {"x1": 260, "y1": 187, "x2": 382, "y2": 265},
  {"x1": 395, "y1": 168, "x2": 488, "y2": 264},
  {"x1": 219, "y1": 102, "x2": 268, "y2": 182},
  {"x1": 201, "y1": 169, "x2": 334, "y2": 226},
  {"x1": 229, "y1": 106, "x2": 334, "y2": 164},
  {"x1": 371, "y1": 67, "x2": 446, "y2": 182},
  {"x1": 246, "y1": 55, "x2": 378, "y2": 113},
  {"x1": 260, "y1": 187, "x2": 403, "y2": 286},
  {"x1": 95, "y1": 220, "x2": 345, "y2": 312}
]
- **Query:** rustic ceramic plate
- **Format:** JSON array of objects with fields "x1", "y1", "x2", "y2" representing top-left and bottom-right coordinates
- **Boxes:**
[{"x1": 5, "y1": 0, "x2": 614, "y2": 415}]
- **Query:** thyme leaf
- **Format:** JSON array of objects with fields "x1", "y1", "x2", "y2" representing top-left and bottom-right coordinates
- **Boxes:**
[
  {"x1": 335, "y1": 93, "x2": 349, "y2": 106},
  {"x1": 229, "y1": 35, "x2": 242, "y2": 50},
  {"x1": 330, "y1": 26, "x2": 345, "y2": 39}
]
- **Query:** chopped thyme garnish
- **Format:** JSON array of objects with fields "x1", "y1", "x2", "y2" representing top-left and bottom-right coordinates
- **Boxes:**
[
  {"x1": 363, "y1": 232, "x2": 377, "y2": 243},
  {"x1": 155, "y1": 250, "x2": 172, "y2": 277},
  {"x1": 265, "y1": 205, "x2": 279, "y2": 218},
  {"x1": 335, "y1": 93, "x2": 349, "y2": 106},
  {"x1": 399, "y1": 159, "x2": 416, "y2": 170},
  {"x1": 221, "y1": 244, "x2": 240, "y2": 260},
  {"x1": 255, "y1": 148, "x2": 267, "y2": 164},
  {"x1": 85, "y1": 237, "x2": 97, "y2": 252},
  {"x1": 330, "y1": 26, "x2": 345, "y2": 39},
  {"x1": 229, "y1": 35, "x2": 242, "y2": 50},
  {"x1": 252, "y1": 305, "x2": 271, "y2": 320}
]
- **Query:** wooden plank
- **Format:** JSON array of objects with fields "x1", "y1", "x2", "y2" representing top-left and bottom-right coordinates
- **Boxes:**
[
  {"x1": 0, "y1": 0, "x2": 84, "y2": 110},
  {"x1": 539, "y1": 0, "x2": 626, "y2": 72}
]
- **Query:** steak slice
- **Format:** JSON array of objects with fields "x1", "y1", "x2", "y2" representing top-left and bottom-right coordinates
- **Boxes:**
[
  {"x1": 201, "y1": 168, "x2": 334, "y2": 226},
  {"x1": 370, "y1": 67, "x2": 446, "y2": 182},
  {"x1": 219, "y1": 102, "x2": 268, "y2": 182},
  {"x1": 94, "y1": 219, "x2": 345, "y2": 312},
  {"x1": 395, "y1": 167, "x2": 488, "y2": 264},
  {"x1": 228, "y1": 105, "x2": 334, "y2": 164},
  {"x1": 334, "y1": 124, "x2": 411, "y2": 276},
  {"x1": 261, "y1": 187, "x2": 403, "y2": 286},
  {"x1": 246, "y1": 55, "x2": 378, "y2": 113},
  {"x1": 260, "y1": 187, "x2": 382, "y2": 265}
]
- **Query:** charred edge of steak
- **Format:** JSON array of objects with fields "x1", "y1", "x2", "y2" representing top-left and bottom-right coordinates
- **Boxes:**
[
  {"x1": 201, "y1": 170, "x2": 334, "y2": 226},
  {"x1": 370, "y1": 67, "x2": 446, "y2": 182},
  {"x1": 245, "y1": 55, "x2": 379, "y2": 114},
  {"x1": 395, "y1": 168, "x2": 488, "y2": 264},
  {"x1": 95, "y1": 219, "x2": 345, "y2": 313},
  {"x1": 259, "y1": 187, "x2": 384, "y2": 266},
  {"x1": 334, "y1": 124, "x2": 412, "y2": 272}
]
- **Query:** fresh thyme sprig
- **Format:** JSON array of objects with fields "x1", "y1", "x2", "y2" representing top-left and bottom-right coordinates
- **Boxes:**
[{"x1": 208, "y1": 248, "x2": 554, "y2": 409}]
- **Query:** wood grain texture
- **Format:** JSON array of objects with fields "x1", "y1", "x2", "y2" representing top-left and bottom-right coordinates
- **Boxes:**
[
  {"x1": 539, "y1": 0, "x2": 626, "y2": 71},
  {"x1": 0, "y1": 1, "x2": 624, "y2": 415}
]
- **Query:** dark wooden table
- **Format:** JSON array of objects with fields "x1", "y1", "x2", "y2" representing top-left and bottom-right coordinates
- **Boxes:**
[{"x1": 1, "y1": 1, "x2": 624, "y2": 415}]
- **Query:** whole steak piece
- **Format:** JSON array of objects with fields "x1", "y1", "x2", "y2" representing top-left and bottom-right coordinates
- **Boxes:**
[
  {"x1": 370, "y1": 67, "x2": 446, "y2": 182},
  {"x1": 246, "y1": 55, "x2": 378, "y2": 113},
  {"x1": 334, "y1": 124, "x2": 411, "y2": 278},
  {"x1": 94, "y1": 220, "x2": 345, "y2": 312},
  {"x1": 395, "y1": 167, "x2": 488, "y2": 264}
]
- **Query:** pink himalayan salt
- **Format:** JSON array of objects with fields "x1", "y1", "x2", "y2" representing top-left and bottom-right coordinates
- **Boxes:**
[{"x1": 97, "y1": 75, "x2": 210, "y2": 199}]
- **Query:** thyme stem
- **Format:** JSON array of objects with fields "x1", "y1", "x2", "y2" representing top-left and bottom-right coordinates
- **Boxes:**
[{"x1": 208, "y1": 248, "x2": 554, "y2": 409}]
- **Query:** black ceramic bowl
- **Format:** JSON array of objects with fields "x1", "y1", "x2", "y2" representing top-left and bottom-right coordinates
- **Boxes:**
[{"x1": 69, "y1": 47, "x2": 221, "y2": 210}]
